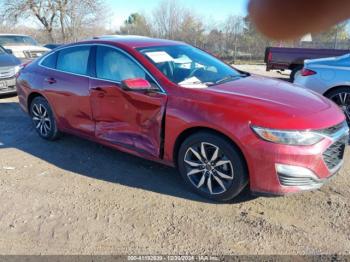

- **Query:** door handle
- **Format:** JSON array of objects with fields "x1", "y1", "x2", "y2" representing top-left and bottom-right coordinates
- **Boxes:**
[
  {"x1": 91, "y1": 87, "x2": 106, "y2": 97},
  {"x1": 45, "y1": 77, "x2": 56, "y2": 84},
  {"x1": 91, "y1": 87, "x2": 105, "y2": 92}
]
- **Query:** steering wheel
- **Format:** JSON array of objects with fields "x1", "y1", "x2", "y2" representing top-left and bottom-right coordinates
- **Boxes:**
[{"x1": 189, "y1": 67, "x2": 205, "y2": 78}]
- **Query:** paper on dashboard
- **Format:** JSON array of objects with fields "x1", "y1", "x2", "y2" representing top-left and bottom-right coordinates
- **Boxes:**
[
  {"x1": 178, "y1": 77, "x2": 208, "y2": 88},
  {"x1": 145, "y1": 51, "x2": 174, "y2": 63}
]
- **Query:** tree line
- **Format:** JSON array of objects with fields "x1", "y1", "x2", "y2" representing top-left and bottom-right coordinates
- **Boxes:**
[
  {"x1": 1, "y1": 0, "x2": 349, "y2": 62},
  {"x1": 118, "y1": 0, "x2": 350, "y2": 61},
  {"x1": 0, "y1": 0, "x2": 107, "y2": 43}
]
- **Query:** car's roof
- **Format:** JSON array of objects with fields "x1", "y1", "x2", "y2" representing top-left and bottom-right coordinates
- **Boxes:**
[{"x1": 81, "y1": 35, "x2": 185, "y2": 49}]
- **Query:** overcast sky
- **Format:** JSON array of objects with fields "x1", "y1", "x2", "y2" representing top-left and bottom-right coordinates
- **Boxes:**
[{"x1": 105, "y1": 0, "x2": 249, "y2": 30}]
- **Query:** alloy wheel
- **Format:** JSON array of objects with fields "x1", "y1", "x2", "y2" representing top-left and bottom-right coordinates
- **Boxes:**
[
  {"x1": 32, "y1": 103, "x2": 52, "y2": 137},
  {"x1": 330, "y1": 92, "x2": 350, "y2": 123},
  {"x1": 184, "y1": 142, "x2": 234, "y2": 195}
]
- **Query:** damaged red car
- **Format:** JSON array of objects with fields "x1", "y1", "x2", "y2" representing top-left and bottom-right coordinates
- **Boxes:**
[{"x1": 16, "y1": 36, "x2": 349, "y2": 201}]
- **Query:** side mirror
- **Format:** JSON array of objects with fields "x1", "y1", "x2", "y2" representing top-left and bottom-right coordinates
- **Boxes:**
[
  {"x1": 121, "y1": 78, "x2": 157, "y2": 92},
  {"x1": 5, "y1": 49, "x2": 13, "y2": 54}
]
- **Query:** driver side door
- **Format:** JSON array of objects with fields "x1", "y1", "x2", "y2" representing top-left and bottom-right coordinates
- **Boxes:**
[{"x1": 89, "y1": 45, "x2": 167, "y2": 158}]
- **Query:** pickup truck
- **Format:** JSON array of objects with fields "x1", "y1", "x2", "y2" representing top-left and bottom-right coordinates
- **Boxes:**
[
  {"x1": 0, "y1": 34, "x2": 49, "y2": 61},
  {"x1": 265, "y1": 47, "x2": 349, "y2": 81}
]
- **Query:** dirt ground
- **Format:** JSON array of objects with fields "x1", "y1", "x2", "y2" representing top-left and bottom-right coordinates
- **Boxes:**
[
  {"x1": 234, "y1": 64, "x2": 291, "y2": 80},
  {"x1": 0, "y1": 66, "x2": 349, "y2": 255}
]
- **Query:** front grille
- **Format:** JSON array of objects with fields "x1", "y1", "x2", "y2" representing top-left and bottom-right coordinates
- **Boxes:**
[
  {"x1": 323, "y1": 137, "x2": 346, "y2": 171},
  {"x1": 24, "y1": 50, "x2": 45, "y2": 59},
  {"x1": 0, "y1": 66, "x2": 16, "y2": 79},
  {"x1": 0, "y1": 85, "x2": 16, "y2": 93}
]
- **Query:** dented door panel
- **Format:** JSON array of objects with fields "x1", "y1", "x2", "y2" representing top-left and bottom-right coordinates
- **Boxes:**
[{"x1": 90, "y1": 78, "x2": 167, "y2": 157}]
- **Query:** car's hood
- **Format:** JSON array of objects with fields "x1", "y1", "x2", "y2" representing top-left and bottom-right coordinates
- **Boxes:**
[
  {"x1": 3, "y1": 45, "x2": 50, "y2": 52},
  {"x1": 0, "y1": 53, "x2": 21, "y2": 67},
  {"x1": 4, "y1": 45, "x2": 50, "y2": 60},
  {"x1": 207, "y1": 75, "x2": 331, "y2": 114},
  {"x1": 195, "y1": 75, "x2": 345, "y2": 129}
]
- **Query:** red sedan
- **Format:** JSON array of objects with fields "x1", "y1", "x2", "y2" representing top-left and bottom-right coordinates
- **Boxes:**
[{"x1": 16, "y1": 36, "x2": 349, "y2": 201}]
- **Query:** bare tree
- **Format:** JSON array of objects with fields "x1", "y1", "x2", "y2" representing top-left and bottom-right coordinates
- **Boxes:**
[
  {"x1": 152, "y1": 0, "x2": 183, "y2": 39},
  {"x1": 1, "y1": 0, "x2": 107, "y2": 43},
  {"x1": 1, "y1": 0, "x2": 59, "y2": 42},
  {"x1": 242, "y1": 16, "x2": 272, "y2": 61},
  {"x1": 59, "y1": 0, "x2": 107, "y2": 42},
  {"x1": 205, "y1": 29, "x2": 225, "y2": 55},
  {"x1": 224, "y1": 15, "x2": 244, "y2": 60},
  {"x1": 178, "y1": 12, "x2": 205, "y2": 47},
  {"x1": 312, "y1": 22, "x2": 349, "y2": 49},
  {"x1": 2, "y1": 0, "x2": 349, "y2": 62}
]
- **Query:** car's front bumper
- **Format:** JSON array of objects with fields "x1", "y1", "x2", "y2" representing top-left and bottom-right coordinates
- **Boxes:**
[
  {"x1": 246, "y1": 123, "x2": 349, "y2": 196},
  {"x1": 0, "y1": 77, "x2": 16, "y2": 95}
]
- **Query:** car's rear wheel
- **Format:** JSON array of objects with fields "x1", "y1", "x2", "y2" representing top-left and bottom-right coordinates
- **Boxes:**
[
  {"x1": 30, "y1": 96, "x2": 60, "y2": 140},
  {"x1": 326, "y1": 87, "x2": 350, "y2": 124},
  {"x1": 177, "y1": 132, "x2": 248, "y2": 202}
]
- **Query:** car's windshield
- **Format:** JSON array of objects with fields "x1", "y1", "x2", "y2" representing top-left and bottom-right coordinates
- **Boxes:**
[
  {"x1": 138, "y1": 45, "x2": 247, "y2": 88},
  {"x1": 0, "y1": 46, "x2": 5, "y2": 54},
  {"x1": 0, "y1": 35, "x2": 38, "y2": 46}
]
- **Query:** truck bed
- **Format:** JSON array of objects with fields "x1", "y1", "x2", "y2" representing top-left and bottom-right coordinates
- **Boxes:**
[{"x1": 265, "y1": 47, "x2": 349, "y2": 71}]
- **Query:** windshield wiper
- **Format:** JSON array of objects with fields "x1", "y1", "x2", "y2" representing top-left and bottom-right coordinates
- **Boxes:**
[{"x1": 215, "y1": 74, "x2": 244, "y2": 85}]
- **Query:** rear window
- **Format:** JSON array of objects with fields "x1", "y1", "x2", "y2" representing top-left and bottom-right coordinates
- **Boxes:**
[
  {"x1": 41, "y1": 52, "x2": 57, "y2": 68},
  {"x1": 56, "y1": 46, "x2": 90, "y2": 75}
]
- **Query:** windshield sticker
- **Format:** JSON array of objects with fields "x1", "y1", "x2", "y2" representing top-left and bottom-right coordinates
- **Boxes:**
[{"x1": 145, "y1": 51, "x2": 174, "y2": 63}]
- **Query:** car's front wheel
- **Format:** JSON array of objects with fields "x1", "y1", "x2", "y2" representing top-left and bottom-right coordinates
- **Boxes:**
[
  {"x1": 326, "y1": 87, "x2": 350, "y2": 124},
  {"x1": 30, "y1": 96, "x2": 60, "y2": 140},
  {"x1": 177, "y1": 132, "x2": 248, "y2": 202}
]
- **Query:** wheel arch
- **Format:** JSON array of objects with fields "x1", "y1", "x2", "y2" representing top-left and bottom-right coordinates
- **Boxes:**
[
  {"x1": 323, "y1": 85, "x2": 350, "y2": 97},
  {"x1": 172, "y1": 126, "x2": 248, "y2": 171},
  {"x1": 27, "y1": 92, "x2": 45, "y2": 112}
]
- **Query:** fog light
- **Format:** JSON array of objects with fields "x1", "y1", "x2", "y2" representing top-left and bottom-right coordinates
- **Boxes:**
[
  {"x1": 276, "y1": 164, "x2": 324, "y2": 190},
  {"x1": 276, "y1": 164, "x2": 318, "y2": 178}
]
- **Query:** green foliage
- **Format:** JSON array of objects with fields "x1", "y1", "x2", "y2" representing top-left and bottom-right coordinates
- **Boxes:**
[{"x1": 119, "y1": 13, "x2": 152, "y2": 36}]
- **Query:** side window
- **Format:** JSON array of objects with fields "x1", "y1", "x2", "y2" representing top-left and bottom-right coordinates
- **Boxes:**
[
  {"x1": 41, "y1": 52, "x2": 57, "y2": 69},
  {"x1": 57, "y1": 46, "x2": 90, "y2": 75},
  {"x1": 96, "y1": 46, "x2": 146, "y2": 82}
]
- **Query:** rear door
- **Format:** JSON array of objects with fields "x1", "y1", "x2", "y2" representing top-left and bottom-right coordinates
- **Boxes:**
[
  {"x1": 89, "y1": 45, "x2": 167, "y2": 157},
  {"x1": 41, "y1": 45, "x2": 95, "y2": 137}
]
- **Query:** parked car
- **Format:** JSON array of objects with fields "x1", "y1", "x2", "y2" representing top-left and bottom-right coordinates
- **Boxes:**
[
  {"x1": 265, "y1": 47, "x2": 349, "y2": 81},
  {"x1": 0, "y1": 34, "x2": 49, "y2": 61},
  {"x1": 294, "y1": 53, "x2": 350, "y2": 124},
  {"x1": 16, "y1": 36, "x2": 349, "y2": 201},
  {"x1": 0, "y1": 45, "x2": 21, "y2": 95},
  {"x1": 44, "y1": 44, "x2": 61, "y2": 50}
]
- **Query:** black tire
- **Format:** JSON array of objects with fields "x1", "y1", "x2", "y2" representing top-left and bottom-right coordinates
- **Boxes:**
[
  {"x1": 177, "y1": 132, "x2": 248, "y2": 202},
  {"x1": 30, "y1": 96, "x2": 60, "y2": 140},
  {"x1": 325, "y1": 87, "x2": 350, "y2": 124},
  {"x1": 290, "y1": 65, "x2": 303, "y2": 82}
]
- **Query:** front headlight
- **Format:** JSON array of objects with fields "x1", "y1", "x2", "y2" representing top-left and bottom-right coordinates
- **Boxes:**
[
  {"x1": 251, "y1": 126, "x2": 324, "y2": 146},
  {"x1": 13, "y1": 51, "x2": 26, "y2": 58},
  {"x1": 14, "y1": 65, "x2": 21, "y2": 75}
]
